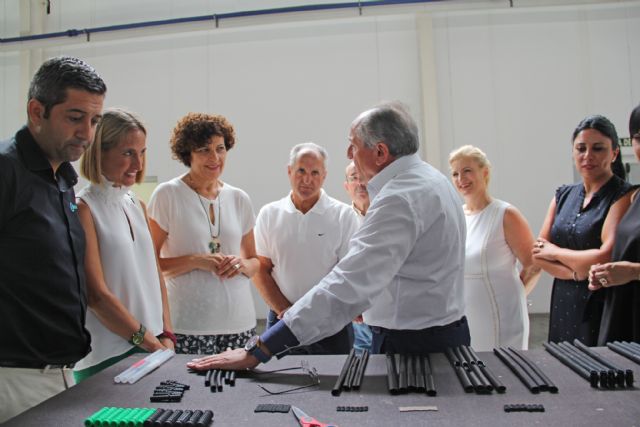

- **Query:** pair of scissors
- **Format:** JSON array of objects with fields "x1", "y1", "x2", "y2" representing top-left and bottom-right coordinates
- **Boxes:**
[{"x1": 292, "y1": 406, "x2": 338, "y2": 427}]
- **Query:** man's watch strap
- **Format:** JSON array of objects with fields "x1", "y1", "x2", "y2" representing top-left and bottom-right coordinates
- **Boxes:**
[{"x1": 245, "y1": 335, "x2": 272, "y2": 363}]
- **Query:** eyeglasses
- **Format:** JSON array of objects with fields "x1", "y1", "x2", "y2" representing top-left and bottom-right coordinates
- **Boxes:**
[{"x1": 256, "y1": 360, "x2": 320, "y2": 395}]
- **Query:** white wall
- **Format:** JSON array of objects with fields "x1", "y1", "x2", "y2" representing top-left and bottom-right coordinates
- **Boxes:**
[
  {"x1": 1, "y1": 0, "x2": 639, "y2": 316},
  {"x1": 431, "y1": 3, "x2": 640, "y2": 311}
]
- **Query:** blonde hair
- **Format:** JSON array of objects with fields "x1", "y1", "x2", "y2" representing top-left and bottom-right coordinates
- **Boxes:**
[
  {"x1": 81, "y1": 107, "x2": 147, "y2": 184},
  {"x1": 448, "y1": 145, "x2": 492, "y2": 184}
]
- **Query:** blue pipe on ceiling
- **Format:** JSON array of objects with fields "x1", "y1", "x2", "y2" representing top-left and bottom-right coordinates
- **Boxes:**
[{"x1": 0, "y1": 0, "x2": 444, "y2": 44}]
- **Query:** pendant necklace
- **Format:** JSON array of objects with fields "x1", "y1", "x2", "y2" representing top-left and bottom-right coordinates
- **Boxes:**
[{"x1": 191, "y1": 176, "x2": 222, "y2": 254}]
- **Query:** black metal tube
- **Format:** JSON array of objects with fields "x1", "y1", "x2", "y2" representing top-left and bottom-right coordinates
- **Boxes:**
[
  {"x1": 466, "y1": 346, "x2": 506, "y2": 393},
  {"x1": 224, "y1": 370, "x2": 231, "y2": 385},
  {"x1": 621, "y1": 340, "x2": 640, "y2": 354},
  {"x1": 504, "y1": 347, "x2": 548, "y2": 391},
  {"x1": 397, "y1": 354, "x2": 408, "y2": 393},
  {"x1": 344, "y1": 356, "x2": 360, "y2": 391},
  {"x1": 143, "y1": 409, "x2": 164, "y2": 427},
  {"x1": 185, "y1": 410, "x2": 203, "y2": 426},
  {"x1": 494, "y1": 347, "x2": 540, "y2": 393},
  {"x1": 424, "y1": 354, "x2": 437, "y2": 396},
  {"x1": 209, "y1": 369, "x2": 217, "y2": 393},
  {"x1": 618, "y1": 341, "x2": 640, "y2": 358},
  {"x1": 216, "y1": 369, "x2": 224, "y2": 392},
  {"x1": 415, "y1": 354, "x2": 426, "y2": 392},
  {"x1": 353, "y1": 349, "x2": 369, "y2": 390},
  {"x1": 508, "y1": 347, "x2": 558, "y2": 393},
  {"x1": 167, "y1": 410, "x2": 184, "y2": 425},
  {"x1": 229, "y1": 370, "x2": 236, "y2": 386},
  {"x1": 407, "y1": 354, "x2": 417, "y2": 391},
  {"x1": 332, "y1": 349, "x2": 356, "y2": 396},
  {"x1": 175, "y1": 410, "x2": 193, "y2": 425},
  {"x1": 608, "y1": 342, "x2": 640, "y2": 365},
  {"x1": 573, "y1": 339, "x2": 630, "y2": 387},
  {"x1": 204, "y1": 369, "x2": 213, "y2": 387},
  {"x1": 386, "y1": 353, "x2": 399, "y2": 395},
  {"x1": 544, "y1": 342, "x2": 599, "y2": 387},
  {"x1": 195, "y1": 410, "x2": 214, "y2": 427},
  {"x1": 445, "y1": 347, "x2": 473, "y2": 392},
  {"x1": 153, "y1": 409, "x2": 173, "y2": 427},
  {"x1": 459, "y1": 346, "x2": 492, "y2": 391},
  {"x1": 551, "y1": 342, "x2": 602, "y2": 378},
  {"x1": 558, "y1": 342, "x2": 610, "y2": 388}
]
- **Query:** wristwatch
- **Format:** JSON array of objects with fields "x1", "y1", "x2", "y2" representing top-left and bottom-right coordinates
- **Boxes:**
[
  {"x1": 129, "y1": 324, "x2": 146, "y2": 346},
  {"x1": 244, "y1": 335, "x2": 271, "y2": 363}
]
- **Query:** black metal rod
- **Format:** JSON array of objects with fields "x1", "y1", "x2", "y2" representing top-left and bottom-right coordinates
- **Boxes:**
[
  {"x1": 544, "y1": 342, "x2": 599, "y2": 387},
  {"x1": 204, "y1": 369, "x2": 213, "y2": 387},
  {"x1": 618, "y1": 341, "x2": 640, "y2": 358},
  {"x1": 353, "y1": 350, "x2": 369, "y2": 390},
  {"x1": 415, "y1": 354, "x2": 426, "y2": 392},
  {"x1": 424, "y1": 354, "x2": 437, "y2": 396},
  {"x1": 344, "y1": 356, "x2": 360, "y2": 390},
  {"x1": 397, "y1": 354, "x2": 408, "y2": 393},
  {"x1": 572, "y1": 339, "x2": 628, "y2": 387},
  {"x1": 620, "y1": 340, "x2": 640, "y2": 354},
  {"x1": 445, "y1": 347, "x2": 473, "y2": 392},
  {"x1": 460, "y1": 346, "x2": 493, "y2": 391},
  {"x1": 504, "y1": 347, "x2": 548, "y2": 391},
  {"x1": 551, "y1": 342, "x2": 602, "y2": 381},
  {"x1": 466, "y1": 346, "x2": 506, "y2": 393},
  {"x1": 558, "y1": 342, "x2": 610, "y2": 388},
  {"x1": 229, "y1": 370, "x2": 236, "y2": 386},
  {"x1": 332, "y1": 349, "x2": 356, "y2": 396},
  {"x1": 494, "y1": 347, "x2": 540, "y2": 393},
  {"x1": 386, "y1": 353, "x2": 399, "y2": 395},
  {"x1": 508, "y1": 347, "x2": 558, "y2": 393},
  {"x1": 407, "y1": 354, "x2": 417, "y2": 391},
  {"x1": 608, "y1": 342, "x2": 640, "y2": 365},
  {"x1": 143, "y1": 409, "x2": 164, "y2": 427}
]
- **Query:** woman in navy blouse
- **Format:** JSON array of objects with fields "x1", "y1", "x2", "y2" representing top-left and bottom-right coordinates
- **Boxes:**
[
  {"x1": 533, "y1": 115, "x2": 632, "y2": 345},
  {"x1": 589, "y1": 104, "x2": 640, "y2": 344}
]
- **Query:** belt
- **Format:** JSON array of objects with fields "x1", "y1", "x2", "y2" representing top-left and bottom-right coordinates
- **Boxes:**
[
  {"x1": 0, "y1": 360, "x2": 75, "y2": 370},
  {"x1": 370, "y1": 316, "x2": 467, "y2": 334}
]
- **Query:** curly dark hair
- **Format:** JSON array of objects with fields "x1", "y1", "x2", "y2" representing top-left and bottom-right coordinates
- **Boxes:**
[{"x1": 170, "y1": 113, "x2": 236, "y2": 166}]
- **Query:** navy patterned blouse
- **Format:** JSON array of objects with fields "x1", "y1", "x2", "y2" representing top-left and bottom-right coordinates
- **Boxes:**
[{"x1": 548, "y1": 175, "x2": 631, "y2": 345}]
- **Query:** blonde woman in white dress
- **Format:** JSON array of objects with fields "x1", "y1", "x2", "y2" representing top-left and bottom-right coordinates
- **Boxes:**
[{"x1": 449, "y1": 145, "x2": 540, "y2": 350}]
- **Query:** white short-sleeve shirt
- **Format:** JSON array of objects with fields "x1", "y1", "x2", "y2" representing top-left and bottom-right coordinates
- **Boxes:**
[
  {"x1": 255, "y1": 189, "x2": 360, "y2": 303},
  {"x1": 148, "y1": 177, "x2": 256, "y2": 335}
]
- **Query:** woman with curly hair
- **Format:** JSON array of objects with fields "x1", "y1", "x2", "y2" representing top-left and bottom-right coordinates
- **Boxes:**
[{"x1": 148, "y1": 113, "x2": 258, "y2": 354}]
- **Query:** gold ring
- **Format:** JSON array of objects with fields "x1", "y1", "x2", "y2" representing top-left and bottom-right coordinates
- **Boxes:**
[
  {"x1": 599, "y1": 277, "x2": 608, "y2": 286},
  {"x1": 537, "y1": 242, "x2": 544, "y2": 249}
]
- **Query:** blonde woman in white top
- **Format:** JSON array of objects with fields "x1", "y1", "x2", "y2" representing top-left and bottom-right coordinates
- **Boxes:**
[
  {"x1": 449, "y1": 145, "x2": 540, "y2": 350},
  {"x1": 74, "y1": 108, "x2": 174, "y2": 382}
]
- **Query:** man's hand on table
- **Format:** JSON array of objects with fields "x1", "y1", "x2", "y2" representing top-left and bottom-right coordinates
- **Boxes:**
[{"x1": 186, "y1": 348, "x2": 260, "y2": 371}]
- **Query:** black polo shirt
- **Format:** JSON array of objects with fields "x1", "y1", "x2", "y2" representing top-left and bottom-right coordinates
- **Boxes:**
[{"x1": 0, "y1": 126, "x2": 91, "y2": 366}]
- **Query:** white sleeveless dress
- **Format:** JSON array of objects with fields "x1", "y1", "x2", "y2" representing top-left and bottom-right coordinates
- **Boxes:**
[
  {"x1": 74, "y1": 180, "x2": 164, "y2": 369},
  {"x1": 464, "y1": 199, "x2": 529, "y2": 351}
]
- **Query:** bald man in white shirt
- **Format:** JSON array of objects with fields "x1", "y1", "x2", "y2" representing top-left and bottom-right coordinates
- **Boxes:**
[
  {"x1": 187, "y1": 102, "x2": 469, "y2": 371},
  {"x1": 252, "y1": 142, "x2": 359, "y2": 354}
]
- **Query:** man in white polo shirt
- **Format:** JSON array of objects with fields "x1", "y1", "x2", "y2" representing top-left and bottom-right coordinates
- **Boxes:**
[{"x1": 253, "y1": 142, "x2": 359, "y2": 354}]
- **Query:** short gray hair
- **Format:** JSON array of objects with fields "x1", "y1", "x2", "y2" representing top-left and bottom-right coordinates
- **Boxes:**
[
  {"x1": 288, "y1": 142, "x2": 329, "y2": 168},
  {"x1": 352, "y1": 101, "x2": 419, "y2": 157}
]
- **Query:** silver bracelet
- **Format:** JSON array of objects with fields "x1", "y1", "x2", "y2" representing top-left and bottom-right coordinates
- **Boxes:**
[{"x1": 572, "y1": 271, "x2": 579, "y2": 281}]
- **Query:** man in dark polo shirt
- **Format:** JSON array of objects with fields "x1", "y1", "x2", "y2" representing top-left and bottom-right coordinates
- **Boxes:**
[{"x1": 0, "y1": 56, "x2": 106, "y2": 423}]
